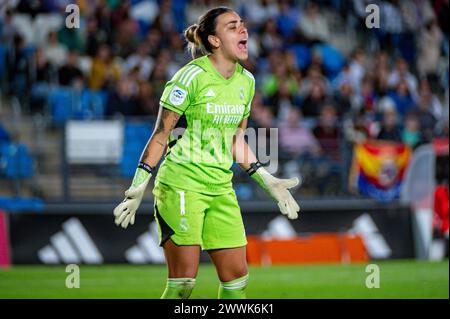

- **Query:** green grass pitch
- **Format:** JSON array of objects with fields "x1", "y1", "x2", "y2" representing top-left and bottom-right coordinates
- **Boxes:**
[{"x1": 0, "y1": 260, "x2": 448, "y2": 299}]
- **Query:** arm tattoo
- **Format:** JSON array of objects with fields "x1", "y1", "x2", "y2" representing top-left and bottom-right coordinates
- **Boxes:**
[{"x1": 154, "y1": 107, "x2": 180, "y2": 135}]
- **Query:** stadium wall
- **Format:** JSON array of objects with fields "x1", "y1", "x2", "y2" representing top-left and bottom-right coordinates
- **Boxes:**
[{"x1": 6, "y1": 200, "x2": 414, "y2": 264}]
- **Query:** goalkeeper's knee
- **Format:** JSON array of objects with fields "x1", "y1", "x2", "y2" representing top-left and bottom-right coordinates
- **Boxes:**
[
  {"x1": 218, "y1": 274, "x2": 249, "y2": 299},
  {"x1": 161, "y1": 278, "x2": 196, "y2": 299}
]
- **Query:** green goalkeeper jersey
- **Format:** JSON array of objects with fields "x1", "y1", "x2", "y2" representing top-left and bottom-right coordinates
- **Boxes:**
[{"x1": 156, "y1": 55, "x2": 256, "y2": 195}]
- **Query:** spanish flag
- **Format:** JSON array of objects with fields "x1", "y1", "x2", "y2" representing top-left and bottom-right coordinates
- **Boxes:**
[{"x1": 351, "y1": 141, "x2": 412, "y2": 201}]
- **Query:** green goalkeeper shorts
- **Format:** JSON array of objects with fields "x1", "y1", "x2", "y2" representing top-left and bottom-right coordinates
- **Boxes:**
[{"x1": 152, "y1": 180, "x2": 247, "y2": 250}]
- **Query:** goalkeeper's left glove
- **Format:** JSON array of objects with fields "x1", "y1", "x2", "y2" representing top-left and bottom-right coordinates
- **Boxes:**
[
  {"x1": 247, "y1": 161, "x2": 301, "y2": 219},
  {"x1": 113, "y1": 162, "x2": 154, "y2": 229}
]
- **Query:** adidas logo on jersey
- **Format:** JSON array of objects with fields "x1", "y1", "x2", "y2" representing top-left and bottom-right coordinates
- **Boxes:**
[{"x1": 205, "y1": 89, "x2": 215, "y2": 97}]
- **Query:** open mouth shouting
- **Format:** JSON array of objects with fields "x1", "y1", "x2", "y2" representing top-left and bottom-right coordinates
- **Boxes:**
[{"x1": 238, "y1": 38, "x2": 248, "y2": 53}]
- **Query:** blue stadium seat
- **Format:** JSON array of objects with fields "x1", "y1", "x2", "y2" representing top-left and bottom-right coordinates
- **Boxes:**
[
  {"x1": 313, "y1": 44, "x2": 345, "y2": 79},
  {"x1": 75, "y1": 90, "x2": 107, "y2": 120},
  {"x1": 0, "y1": 143, "x2": 34, "y2": 179},
  {"x1": 286, "y1": 44, "x2": 311, "y2": 70},
  {"x1": 0, "y1": 197, "x2": 44, "y2": 212},
  {"x1": 48, "y1": 87, "x2": 73, "y2": 126},
  {"x1": 120, "y1": 121, "x2": 154, "y2": 177},
  {"x1": 0, "y1": 124, "x2": 10, "y2": 143}
]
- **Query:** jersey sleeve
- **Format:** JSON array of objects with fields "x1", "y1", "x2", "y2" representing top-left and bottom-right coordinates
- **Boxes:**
[
  {"x1": 160, "y1": 64, "x2": 204, "y2": 115},
  {"x1": 242, "y1": 70, "x2": 256, "y2": 119}
]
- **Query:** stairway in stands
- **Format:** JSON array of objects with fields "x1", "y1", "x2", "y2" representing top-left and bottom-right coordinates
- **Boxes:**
[{"x1": 0, "y1": 96, "x2": 137, "y2": 202}]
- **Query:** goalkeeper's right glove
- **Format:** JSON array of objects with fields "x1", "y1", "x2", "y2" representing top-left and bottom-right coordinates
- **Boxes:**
[
  {"x1": 113, "y1": 162, "x2": 154, "y2": 229},
  {"x1": 248, "y1": 161, "x2": 301, "y2": 220}
]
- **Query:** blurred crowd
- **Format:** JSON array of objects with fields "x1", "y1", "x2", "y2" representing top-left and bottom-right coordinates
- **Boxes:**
[{"x1": 0, "y1": 0, "x2": 449, "y2": 195}]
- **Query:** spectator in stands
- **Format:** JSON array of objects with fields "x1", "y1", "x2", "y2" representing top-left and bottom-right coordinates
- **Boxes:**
[
  {"x1": 105, "y1": 77, "x2": 139, "y2": 117},
  {"x1": 261, "y1": 60, "x2": 299, "y2": 100},
  {"x1": 0, "y1": 9, "x2": 15, "y2": 48},
  {"x1": 29, "y1": 47, "x2": 56, "y2": 114},
  {"x1": 95, "y1": 2, "x2": 114, "y2": 42},
  {"x1": 84, "y1": 15, "x2": 108, "y2": 57},
  {"x1": 309, "y1": 49, "x2": 326, "y2": 76},
  {"x1": 417, "y1": 18, "x2": 444, "y2": 86},
  {"x1": 137, "y1": 82, "x2": 159, "y2": 116},
  {"x1": 152, "y1": 0, "x2": 177, "y2": 33},
  {"x1": 279, "y1": 107, "x2": 322, "y2": 158},
  {"x1": 379, "y1": 0, "x2": 404, "y2": 52},
  {"x1": 57, "y1": 21, "x2": 82, "y2": 52},
  {"x1": 15, "y1": 0, "x2": 45, "y2": 17},
  {"x1": 411, "y1": 89, "x2": 438, "y2": 142},
  {"x1": 88, "y1": 44, "x2": 120, "y2": 91},
  {"x1": 297, "y1": 2, "x2": 330, "y2": 44},
  {"x1": 275, "y1": 0, "x2": 299, "y2": 39},
  {"x1": 333, "y1": 81, "x2": 355, "y2": 118},
  {"x1": 313, "y1": 103, "x2": 341, "y2": 161},
  {"x1": 242, "y1": 0, "x2": 279, "y2": 30},
  {"x1": 418, "y1": 78, "x2": 443, "y2": 119},
  {"x1": 145, "y1": 28, "x2": 163, "y2": 58},
  {"x1": 267, "y1": 81, "x2": 297, "y2": 120},
  {"x1": 58, "y1": 51, "x2": 83, "y2": 86},
  {"x1": 44, "y1": 31, "x2": 68, "y2": 67},
  {"x1": 7, "y1": 34, "x2": 30, "y2": 98},
  {"x1": 259, "y1": 18, "x2": 284, "y2": 57},
  {"x1": 387, "y1": 79, "x2": 416, "y2": 119},
  {"x1": 402, "y1": 112, "x2": 423, "y2": 149},
  {"x1": 168, "y1": 31, "x2": 190, "y2": 67},
  {"x1": 349, "y1": 75, "x2": 376, "y2": 116},
  {"x1": 248, "y1": 92, "x2": 274, "y2": 129},
  {"x1": 348, "y1": 48, "x2": 366, "y2": 94},
  {"x1": 388, "y1": 57, "x2": 418, "y2": 96},
  {"x1": 114, "y1": 15, "x2": 139, "y2": 58},
  {"x1": 372, "y1": 52, "x2": 391, "y2": 97},
  {"x1": 300, "y1": 80, "x2": 327, "y2": 118},
  {"x1": 123, "y1": 42, "x2": 154, "y2": 81},
  {"x1": 401, "y1": 0, "x2": 436, "y2": 32},
  {"x1": 301, "y1": 63, "x2": 331, "y2": 96},
  {"x1": 376, "y1": 107, "x2": 402, "y2": 143},
  {"x1": 148, "y1": 50, "x2": 173, "y2": 97},
  {"x1": 434, "y1": 0, "x2": 449, "y2": 40}
]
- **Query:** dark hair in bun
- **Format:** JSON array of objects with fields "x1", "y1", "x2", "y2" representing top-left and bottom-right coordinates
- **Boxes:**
[{"x1": 184, "y1": 6, "x2": 233, "y2": 58}]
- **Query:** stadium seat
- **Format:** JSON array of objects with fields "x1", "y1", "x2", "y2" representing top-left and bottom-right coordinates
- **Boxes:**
[
  {"x1": 0, "y1": 143, "x2": 34, "y2": 179},
  {"x1": 0, "y1": 197, "x2": 44, "y2": 212},
  {"x1": 34, "y1": 14, "x2": 64, "y2": 46},
  {"x1": 48, "y1": 87, "x2": 73, "y2": 126},
  {"x1": 0, "y1": 125, "x2": 10, "y2": 144},
  {"x1": 120, "y1": 121, "x2": 154, "y2": 177},
  {"x1": 286, "y1": 44, "x2": 311, "y2": 70},
  {"x1": 75, "y1": 90, "x2": 107, "y2": 120},
  {"x1": 11, "y1": 14, "x2": 34, "y2": 44},
  {"x1": 313, "y1": 44, "x2": 345, "y2": 79}
]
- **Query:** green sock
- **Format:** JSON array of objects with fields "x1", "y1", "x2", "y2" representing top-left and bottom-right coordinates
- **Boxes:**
[
  {"x1": 218, "y1": 274, "x2": 249, "y2": 299},
  {"x1": 161, "y1": 278, "x2": 196, "y2": 299}
]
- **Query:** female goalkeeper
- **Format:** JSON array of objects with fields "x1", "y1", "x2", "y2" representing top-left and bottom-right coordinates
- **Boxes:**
[{"x1": 113, "y1": 7, "x2": 300, "y2": 299}]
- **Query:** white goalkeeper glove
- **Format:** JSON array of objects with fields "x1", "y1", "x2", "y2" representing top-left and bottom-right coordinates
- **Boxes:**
[
  {"x1": 248, "y1": 162, "x2": 301, "y2": 219},
  {"x1": 113, "y1": 162, "x2": 153, "y2": 229}
]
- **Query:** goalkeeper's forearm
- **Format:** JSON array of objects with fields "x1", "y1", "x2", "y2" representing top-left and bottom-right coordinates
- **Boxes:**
[
  {"x1": 232, "y1": 129, "x2": 272, "y2": 194},
  {"x1": 128, "y1": 107, "x2": 180, "y2": 188},
  {"x1": 232, "y1": 121, "x2": 258, "y2": 171},
  {"x1": 138, "y1": 106, "x2": 181, "y2": 169}
]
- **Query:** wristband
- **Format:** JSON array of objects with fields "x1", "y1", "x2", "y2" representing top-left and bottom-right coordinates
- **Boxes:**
[
  {"x1": 137, "y1": 161, "x2": 155, "y2": 174},
  {"x1": 246, "y1": 161, "x2": 263, "y2": 176}
]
